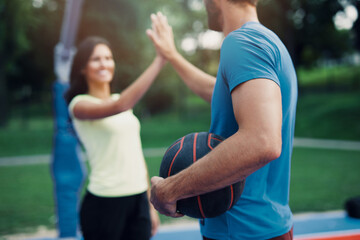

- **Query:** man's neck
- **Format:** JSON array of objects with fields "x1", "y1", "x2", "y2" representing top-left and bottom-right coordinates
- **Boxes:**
[{"x1": 221, "y1": 2, "x2": 259, "y2": 36}]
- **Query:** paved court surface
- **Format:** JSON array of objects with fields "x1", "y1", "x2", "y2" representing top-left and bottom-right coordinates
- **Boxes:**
[
  {"x1": 18, "y1": 211, "x2": 360, "y2": 240},
  {"x1": 151, "y1": 211, "x2": 360, "y2": 240},
  {"x1": 2, "y1": 139, "x2": 359, "y2": 239},
  {"x1": 293, "y1": 211, "x2": 360, "y2": 237}
]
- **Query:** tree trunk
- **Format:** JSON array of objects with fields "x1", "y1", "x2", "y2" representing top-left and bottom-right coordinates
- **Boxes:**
[{"x1": 0, "y1": 58, "x2": 9, "y2": 127}]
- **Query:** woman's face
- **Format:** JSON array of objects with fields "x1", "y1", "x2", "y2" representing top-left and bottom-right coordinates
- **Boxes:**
[{"x1": 83, "y1": 44, "x2": 115, "y2": 85}]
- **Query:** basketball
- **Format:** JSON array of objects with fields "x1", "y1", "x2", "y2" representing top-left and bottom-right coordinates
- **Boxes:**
[{"x1": 159, "y1": 132, "x2": 245, "y2": 219}]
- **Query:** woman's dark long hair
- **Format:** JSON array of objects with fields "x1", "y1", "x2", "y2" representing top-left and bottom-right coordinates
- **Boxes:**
[{"x1": 64, "y1": 36, "x2": 112, "y2": 104}]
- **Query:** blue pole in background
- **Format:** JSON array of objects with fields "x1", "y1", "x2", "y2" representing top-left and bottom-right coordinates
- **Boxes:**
[
  {"x1": 51, "y1": 0, "x2": 85, "y2": 238},
  {"x1": 52, "y1": 82, "x2": 86, "y2": 238}
]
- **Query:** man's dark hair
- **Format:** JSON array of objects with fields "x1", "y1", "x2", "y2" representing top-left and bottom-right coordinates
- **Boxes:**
[{"x1": 227, "y1": 0, "x2": 259, "y2": 6}]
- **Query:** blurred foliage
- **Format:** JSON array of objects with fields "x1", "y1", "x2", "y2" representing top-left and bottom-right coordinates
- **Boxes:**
[
  {"x1": 297, "y1": 64, "x2": 360, "y2": 91},
  {"x1": 0, "y1": 0, "x2": 359, "y2": 126},
  {"x1": 350, "y1": 0, "x2": 360, "y2": 51},
  {"x1": 258, "y1": 0, "x2": 353, "y2": 66},
  {"x1": 0, "y1": 0, "x2": 64, "y2": 126},
  {"x1": 0, "y1": 0, "x2": 35, "y2": 126}
]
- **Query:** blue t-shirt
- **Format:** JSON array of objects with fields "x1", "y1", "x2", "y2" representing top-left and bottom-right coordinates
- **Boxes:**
[{"x1": 200, "y1": 22, "x2": 298, "y2": 239}]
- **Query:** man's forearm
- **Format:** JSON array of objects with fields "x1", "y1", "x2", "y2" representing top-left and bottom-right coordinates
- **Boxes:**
[{"x1": 162, "y1": 129, "x2": 281, "y2": 203}]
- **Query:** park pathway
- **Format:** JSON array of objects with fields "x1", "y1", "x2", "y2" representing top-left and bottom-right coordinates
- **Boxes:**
[{"x1": 0, "y1": 137, "x2": 359, "y2": 167}]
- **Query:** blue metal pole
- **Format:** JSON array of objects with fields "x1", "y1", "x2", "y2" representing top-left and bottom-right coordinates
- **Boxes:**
[
  {"x1": 51, "y1": 0, "x2": 85, "y2": 238},
  {"x1": 51, "y1": 82, "x2": 86, "y2": 238}
]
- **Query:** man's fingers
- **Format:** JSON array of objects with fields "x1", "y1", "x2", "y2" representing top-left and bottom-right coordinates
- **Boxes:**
[
  {"x1": 151, "y1": 176, "x2": 162, "y2": 185},
  {"x1": 155, "y1": 12, "x2": 169, "y2": 35},
  {"x1": 157, "y1": 13, "x2": 174, "y2": 40},
  {"x1": 160, "y1": 209, "x2": 183, "y2": 218},
  {"x1": 173, "y1": 212, "x2": 185, "y2": 218},
  {"x1": 151, "y1": 13, "x2": 163, "y2": 36},
  {"x1": 150, "y1": 12, "x2": 173, "y2": 44},
  {"x1": 165, "y1": 210, "x2": 184, "y2": 218}
]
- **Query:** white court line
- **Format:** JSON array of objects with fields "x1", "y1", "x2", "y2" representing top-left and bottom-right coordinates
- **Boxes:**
[
  {"x1": 0, "y1": 138, "x2": 359, "y2": 167},
  {"x1": 157, "y1": 220, "x2": 199, "y2": 233},
  {"x1": 293, "y1": 210, "x2": 346, "y2": 221},
  {"x1": 0, "y1": 148, "x2": 167, "y2": 167},
  {"x1": 294, "y1": 138, "x2": 360, "y2": 151},
  {"x1": 0, "y1": 154, "x2": 50, "y2": 167}
]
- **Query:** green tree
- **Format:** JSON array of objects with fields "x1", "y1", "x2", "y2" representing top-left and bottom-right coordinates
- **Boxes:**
[
  {"x1": 351, "y1": 0, "x2": 360, "y2": 51},
  {"x1": 258, "y1": 0, "x2": 351, "y2": 67},
  {"x1": 1, "y1": 0, "x2": 357, "y2": 122},
  {"x1": 0, "y1": 0, "x2": 64, "y2": 125},
  {"x1": 74, "y1": 0, "x2": 216, "y2": 116},
  {"x1": 0, "y1": 0, "x2": 34, "y2": 126}
]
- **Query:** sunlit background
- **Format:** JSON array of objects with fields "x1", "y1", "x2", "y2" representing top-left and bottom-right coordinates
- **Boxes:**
[
  {"x1": 1, "y1": 0, "x2": 360, "y2": 122},
  {"x1": 1, "y1": 0, "x2": 360, "y2": 237}
]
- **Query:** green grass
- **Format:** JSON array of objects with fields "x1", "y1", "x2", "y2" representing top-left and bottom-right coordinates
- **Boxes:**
[
  {"x1": 0, "y1": 117, "x2": 54, "y2": 157},
  {"x1": 0, "y1": 164, "x2": 55, "y2": 235},
  {"x1": 295, "y1": 91, "x2": 360, "y2": 140},
  {"x1": 1, "y1": 147, "x2": 360, "y2": 236},
  {"x1": 290, "y1": 147, "x2": 360, "y2": 212},
  {"x1": 0, "y1": 85, "x2": 360, "y2": 235},
  {"x1": 140, "y1": 108, "x2": 211, "y2": 148},
  {"x1": 297, "y1": 65, "x2": 360, "y2": 89},
  {"x1": 0, "y1": 100, "x2": 211, "y2": 158},
  {"x1": 1, "y1": 90, "x2": 359, "y2": 157}
]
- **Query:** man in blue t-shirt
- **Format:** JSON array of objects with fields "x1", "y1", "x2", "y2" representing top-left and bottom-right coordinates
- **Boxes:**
[{"x1": 147, "y1": 0, "x2": 297, "y2": 239}]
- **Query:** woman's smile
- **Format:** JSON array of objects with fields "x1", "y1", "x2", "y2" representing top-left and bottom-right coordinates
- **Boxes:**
[{"x1": 83, "y1": 44, "x2": 115, "y2": 84}]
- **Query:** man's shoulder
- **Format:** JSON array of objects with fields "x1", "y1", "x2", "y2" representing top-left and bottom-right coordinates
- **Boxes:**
[
  {"x1": 226, "y1": 22, "x2": 280, "y2": 45},
  {"x1": 223, "y1": 22, "x2": 284, "y2": 60}
]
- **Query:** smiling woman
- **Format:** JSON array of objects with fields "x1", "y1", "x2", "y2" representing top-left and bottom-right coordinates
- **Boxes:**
[
  {"x1": 64, "y1": 36, "x2": 167, "y2": 240},
  {"x1": 82, "y1": 44, "x2": 115, "y2": 87}
]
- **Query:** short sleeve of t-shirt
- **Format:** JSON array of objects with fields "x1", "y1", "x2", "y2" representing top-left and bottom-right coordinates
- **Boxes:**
[
  {"x1": 220, "y1": 27, "x2": 281, "y2": 91},
  {"x1": 68, "y1": 94, "x2": 121, "y2": 118},
  {"x1": 69, "y1": 95, "x2": 94, "y2": 118}
]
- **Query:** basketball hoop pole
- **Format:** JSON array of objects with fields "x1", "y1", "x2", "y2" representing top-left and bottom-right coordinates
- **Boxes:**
[{"x1": 52, "y1": 0, "x2": 85, "y2": 239}]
